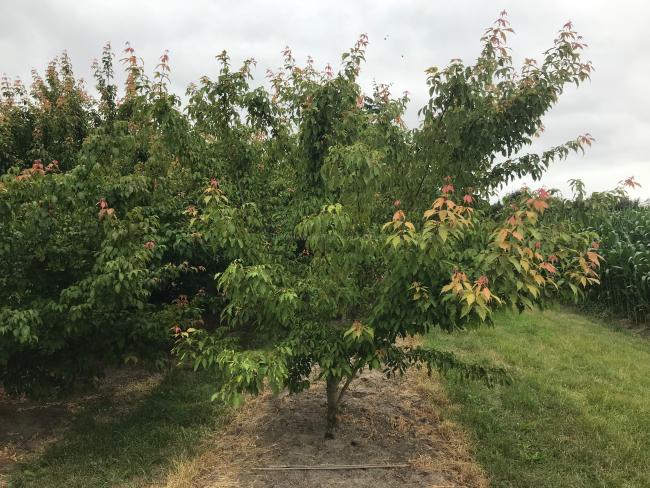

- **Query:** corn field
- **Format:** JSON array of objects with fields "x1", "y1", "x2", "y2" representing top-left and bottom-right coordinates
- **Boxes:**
[{"x1": 585, "y1": 206, "x2": 650, "y2": 323}]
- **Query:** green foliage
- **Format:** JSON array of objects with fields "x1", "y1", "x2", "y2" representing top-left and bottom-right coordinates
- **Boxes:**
[
  {"x1": 1, "y1": 12, "x2": 600, "y2": 420},
  {"x1": 0, "y1": 47, "x2": 231, "y2": 396},
  {"x1": 171, "y1": 13, "x2": 599, "y2": 424},
  {"x1": 0, "y1": 52, "x2": 93, "y2": 174},
  {"x1": 590, "y1": 207, "x2": 650, "y2": 323}
]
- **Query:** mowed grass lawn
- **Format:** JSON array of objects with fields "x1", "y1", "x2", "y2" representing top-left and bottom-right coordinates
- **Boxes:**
[{"x1": 427, "y1": 307, "x2": 650, "y2": 488}]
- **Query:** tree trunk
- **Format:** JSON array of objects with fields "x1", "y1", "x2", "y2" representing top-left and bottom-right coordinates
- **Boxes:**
[{"x1": 325, "y1": 376, "x2": 340, "y2": 438}]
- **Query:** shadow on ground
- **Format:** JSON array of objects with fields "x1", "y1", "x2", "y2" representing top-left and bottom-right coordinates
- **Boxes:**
[{"x1": 2, "y1": 369, "x2": 226, "y2": 488}]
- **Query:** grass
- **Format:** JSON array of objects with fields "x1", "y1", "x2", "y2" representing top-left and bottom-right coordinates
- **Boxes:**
[
  {"x1": 7, "y1": 370, "x2": 227, "y2": 488},
  {"x1": 6, "y1": 308, "x2": 648, "y2": 487},
  {"x1": 427, "y1": 307, "x2": 650, "y2": 488}
]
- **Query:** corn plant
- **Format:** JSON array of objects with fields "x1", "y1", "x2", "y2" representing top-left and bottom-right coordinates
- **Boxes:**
[{"x1": 588, "y1": 207, "x2": 650, "y2": 323}]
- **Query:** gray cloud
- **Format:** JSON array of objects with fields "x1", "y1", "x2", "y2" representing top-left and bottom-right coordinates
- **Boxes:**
[{"x1": 1, "y1": 0, "x2": 648, "y2": 198}]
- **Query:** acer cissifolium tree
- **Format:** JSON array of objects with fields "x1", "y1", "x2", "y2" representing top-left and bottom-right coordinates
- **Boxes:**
[
  {"x1": 0, "y1": 46, "x2": 210, "y2": 396},
  {"x1": 173, "y1": 13, "x2": 600, "y2": 436},
  {"x1": 0, "y1": 12, "x2": 599, "y2": 431}
]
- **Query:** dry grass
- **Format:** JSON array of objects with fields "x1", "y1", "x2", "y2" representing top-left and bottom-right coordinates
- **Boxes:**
[
  {"x1": 156, "y1": 337, "x2": 488, "y2": 488},
  {"x1": 5, "y1": 340, "x2": 488, "y2": 488},
  {"x1": 158, "y1": 391, "x2": 273, "y2": 488},
  {"x1": 406, "y1": 369, "x2": 488, "y2": 488}
]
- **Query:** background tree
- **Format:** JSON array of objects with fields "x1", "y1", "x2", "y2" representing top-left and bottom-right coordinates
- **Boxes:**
[{"x1": 0, "y1": 46, "x2": 221, "y2": 395}]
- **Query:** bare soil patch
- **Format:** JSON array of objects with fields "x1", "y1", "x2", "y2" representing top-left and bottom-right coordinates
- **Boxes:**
[{"x1": 160, "y1": 368, "x2": 487, "y2": 488}]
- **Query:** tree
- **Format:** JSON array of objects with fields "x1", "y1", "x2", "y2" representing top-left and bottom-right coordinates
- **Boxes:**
[
  {"x1": 173, "y1": 13, "x2": 599, "y2": 436},
  {"x1": 1, "y1": 13, "x2": 600, "y2": 434},
  {"x1": 0, "y1": 52, "x2": 93, "y2": 174},
  {"x1": 0, "y1": 47, "x2": 217, "y2": 396}
]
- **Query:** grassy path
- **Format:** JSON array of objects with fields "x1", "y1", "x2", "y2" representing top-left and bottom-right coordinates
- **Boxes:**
[{"x1": 427, "y1": 308, "x2": 650, "y2": 488}]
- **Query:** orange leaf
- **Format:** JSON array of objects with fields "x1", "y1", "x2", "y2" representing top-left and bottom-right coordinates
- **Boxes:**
[
  {"x1": 586, "y1": 251, "x2": 600, "y2": 265},
  {"x1": 432, "y1": 197, "x2": 446, "y2": 209},
  {"x1": 496, "y1": 228, "x2": 509, "y2": 243},
  {"x1": 532, "y1": 199, "x2": 549, "y2": 211},
  {"x1": 540, "y1": 262, "x2": 557, "y2": 273},
  {"x1": 481, "y1": 287, "x2": 491, "y2": 301}
]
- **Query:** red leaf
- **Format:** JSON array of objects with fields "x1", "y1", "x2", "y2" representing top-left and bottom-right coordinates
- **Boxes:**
[{"x1": 441, "y1": 184, "x2": 455, "y2": 194}]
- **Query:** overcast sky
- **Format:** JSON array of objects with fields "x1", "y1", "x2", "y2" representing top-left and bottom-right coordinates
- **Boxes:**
[{"x1": 1, "y1": 0, "x2": 648, "y2": 199}]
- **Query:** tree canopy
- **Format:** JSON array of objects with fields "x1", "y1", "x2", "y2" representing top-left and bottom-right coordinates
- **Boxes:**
[{"x1": 0, "y1": 13, "x2": 600, "y2": 433}]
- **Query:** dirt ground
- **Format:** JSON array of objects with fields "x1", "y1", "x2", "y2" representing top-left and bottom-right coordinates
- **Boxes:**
[
  {"x1": 0, "y1": 395, "x2": 69, "y2": 475},
  {"x1": 0, "y1": 360, "x2": 488, "y2": 488},
  {"x1": 159, "y1": 368, "x2": 488, "y2": 488}
]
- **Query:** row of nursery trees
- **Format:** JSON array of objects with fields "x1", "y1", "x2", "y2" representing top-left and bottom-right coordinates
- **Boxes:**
[{"x1": 0, "y1": 13, "x2": 617, "y2": 434}]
